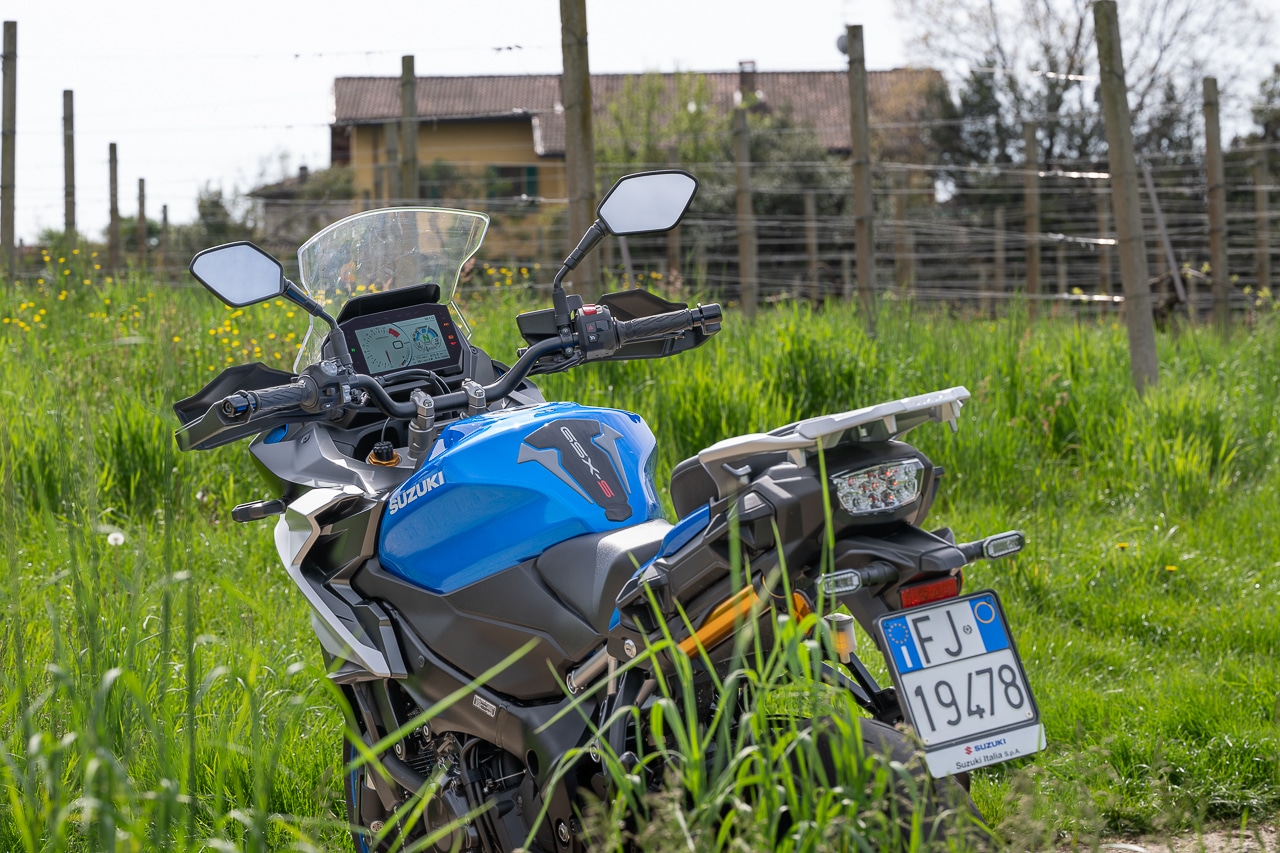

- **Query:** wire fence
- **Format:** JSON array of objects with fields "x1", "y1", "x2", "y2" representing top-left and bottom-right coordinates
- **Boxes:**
[{"x1": 12, "y1": 122, "x2": 1280, "y2": 320}]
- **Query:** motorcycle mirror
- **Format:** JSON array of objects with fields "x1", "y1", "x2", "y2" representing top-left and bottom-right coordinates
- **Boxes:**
[
  {"x1": 190, "y1": 242, "x2": 286, "y2": 307},
  {"x1": 596, "y1": 170, "x2": 698, "y2": 236}
]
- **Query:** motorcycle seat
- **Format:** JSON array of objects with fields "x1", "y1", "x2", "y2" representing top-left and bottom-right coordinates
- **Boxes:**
[{"x1": 534, "y1": 519, "x2": 671, "y2": 635}]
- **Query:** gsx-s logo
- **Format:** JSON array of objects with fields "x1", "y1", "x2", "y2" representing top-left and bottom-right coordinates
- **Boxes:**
[
  {"x1": 517, "y1": 419, "x2": 633, "y2": 521},
  {"x1": 964, "y1": 737, "x2": 1007, "y2": 755},
  {"x1": 388, "y1": 471, "x2": 445, "y2": 515}
]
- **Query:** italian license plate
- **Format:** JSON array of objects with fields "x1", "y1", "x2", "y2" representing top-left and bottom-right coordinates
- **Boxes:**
[{"x1": 875, "y1": 591, "x2": 1045, "y2": 777}]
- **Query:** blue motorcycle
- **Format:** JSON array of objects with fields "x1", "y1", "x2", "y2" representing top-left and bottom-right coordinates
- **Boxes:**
[{"x1": 175, "y1": 171, "x2": 1040, "y2": 851}]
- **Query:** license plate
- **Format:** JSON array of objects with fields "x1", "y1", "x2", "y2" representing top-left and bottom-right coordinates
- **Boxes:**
[{"x1": 875, "y1": 591, "x2": 1045, "y2": 777}]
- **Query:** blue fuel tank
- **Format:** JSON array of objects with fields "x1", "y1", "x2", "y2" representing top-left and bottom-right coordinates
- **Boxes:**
[{"x1": 378, "y1": 403, "x2": 662, "y2": 594}]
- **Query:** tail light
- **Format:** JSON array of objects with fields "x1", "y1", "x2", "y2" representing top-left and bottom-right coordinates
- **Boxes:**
[{"x1": 898, "y1": 573, "x2": 961, "y2": 609}]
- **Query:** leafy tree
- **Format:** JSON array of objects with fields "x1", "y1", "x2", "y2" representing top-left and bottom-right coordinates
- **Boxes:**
[{"x1": 902, "y1": 0, "x2": 1271, "y2": 165}]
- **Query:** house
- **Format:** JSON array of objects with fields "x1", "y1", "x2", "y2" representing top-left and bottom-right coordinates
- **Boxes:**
[{"x1": 329, "y1": 62, "x2": 948, "y2": 208}]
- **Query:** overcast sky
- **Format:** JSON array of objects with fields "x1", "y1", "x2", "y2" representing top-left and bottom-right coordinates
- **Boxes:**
[{"x1": 2, "y1": 0, "x2": 910, "y2": 244}]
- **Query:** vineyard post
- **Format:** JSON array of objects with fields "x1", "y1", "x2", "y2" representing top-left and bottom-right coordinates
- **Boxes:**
[
  {"x1": 805, "y1": 189, "x2": 819, "y2": 302},
  {"x1": 667, "y1": 147, "x2": 682, "y2": 286},
  {"x1": 400, "y1": 55, "x2": 418, "y2": 202},
  {"x1": 1024, "y1": 121, "x2": 1041, "y2": 318},
  {"x1": 559, "y1": 0, "x2": 599, "y2": 294},
  {"x1": 1203, "y1": 76, "x2": 1230, "y2": 336},
  {"x1": 160, "y1": 204, "x2": 168, "y2": 277},
  {"x1": 63, "y1": 90, "x2": 75, "y2": 247},
  {"x1": 733, "y1": 106, "x2": 758, "y2": 317},
  {"x1": 1094, "y1": 0, "x2": 1158, "y2": 393},
  {"x1": 846, "y1": 24, "x2": 876, "y2": 333},
  {"x1": 994, "y1": 206, "x2": 1006, "y2": 297},
  {"x1": 1258, "y1": 156, "x2": 1271, "y2": 293},
  {"x1": 384, "y1": 119, "x2": 400, "y2": 202},
  {"x1": 893, "y1": 170, "x2": 912, "y2": 294},
  {"x1": 137, "y1": 178, "x2": 146, "y2": 269},
  {"x1": 1, "y1": 21, "x2": 15, "y2": 282},
  {"x1": 1095, "y1": 186, "x2": 1112, "y2": 294},
  {"x1": 108, "y1": 143, "x2": 120, "y2": 273}
]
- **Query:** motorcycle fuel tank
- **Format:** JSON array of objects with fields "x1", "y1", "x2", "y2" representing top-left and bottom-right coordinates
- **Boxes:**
[{"x1": 379, "y1": 402, "x2": 662, "y2": 593}]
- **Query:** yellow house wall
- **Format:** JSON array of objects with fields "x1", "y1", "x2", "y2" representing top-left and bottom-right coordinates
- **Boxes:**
[
  {"x1": 348, "y1": 120, "x2": 567, "y2": 204},
  {"x1": 346, "y1": 119, "x2": 569, "y2": 264}
]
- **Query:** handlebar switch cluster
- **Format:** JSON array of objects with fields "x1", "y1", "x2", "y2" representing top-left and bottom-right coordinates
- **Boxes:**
[{"x1": 576, "y1": 304, "x2": 623, "y2": 361}]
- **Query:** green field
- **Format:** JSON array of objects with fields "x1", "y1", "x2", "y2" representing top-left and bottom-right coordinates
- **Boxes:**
[{"x1": 2, "y1": 252, "x2": 1279, "y2": 850}]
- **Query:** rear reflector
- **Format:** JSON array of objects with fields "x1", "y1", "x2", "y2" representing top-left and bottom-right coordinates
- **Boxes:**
[{"x1": 899, "y1": 575, "x2": 960, "y2": 609}]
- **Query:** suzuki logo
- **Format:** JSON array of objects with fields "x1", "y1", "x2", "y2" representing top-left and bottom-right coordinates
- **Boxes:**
[{"x1": 388, "y1": 471, "x2": 445, "y2": 515}]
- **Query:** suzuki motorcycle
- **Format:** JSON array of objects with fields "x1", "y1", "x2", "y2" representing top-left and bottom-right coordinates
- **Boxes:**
[{"x1": 174, "y1": 170, "x2": 1044, "y2": 851}]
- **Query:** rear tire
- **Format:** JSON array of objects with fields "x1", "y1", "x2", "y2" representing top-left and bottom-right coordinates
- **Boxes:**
[{"x1": 804, "y1": 716, "x2": 988, "y2": 850}]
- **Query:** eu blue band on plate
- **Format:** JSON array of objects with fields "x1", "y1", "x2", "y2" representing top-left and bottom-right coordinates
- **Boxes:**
[
  {"x1": 969, "y1": 594, "x2": 1009, "y2": 653},
  {"x1": 881, "y1": 616, "x2": 922, "y2": 673}
]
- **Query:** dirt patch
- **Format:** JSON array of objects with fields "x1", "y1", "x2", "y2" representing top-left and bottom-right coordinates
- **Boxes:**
[{"x1": 1088, "y1": 826, "x2": 1279, "y2": 853}]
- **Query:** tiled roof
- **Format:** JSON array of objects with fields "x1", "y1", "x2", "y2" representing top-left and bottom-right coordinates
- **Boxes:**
[{"x1": 333, "y1": 67, "x2": 945, "y2": 157}]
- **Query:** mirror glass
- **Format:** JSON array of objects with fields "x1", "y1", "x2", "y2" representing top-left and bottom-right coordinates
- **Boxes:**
[
  {"x1": 597, "y1": 171, "x2": 697, "y2": 236},
  {"x1": 189, "y1": 242, "x2": 285, "y2": 307}
]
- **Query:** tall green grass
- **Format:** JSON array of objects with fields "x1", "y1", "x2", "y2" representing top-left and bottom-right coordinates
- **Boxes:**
[{"x1": 1, "y1": 268, "x2": 1279, "y2": 849}]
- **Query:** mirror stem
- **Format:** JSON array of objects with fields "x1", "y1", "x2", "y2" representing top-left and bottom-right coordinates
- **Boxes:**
[
  {"x1": 552, "y1": 220, "x2": 607, "y2": 331},
  {"x1": 284, "y1": 280, "x2": 353, "y2": 370},
  {"x1": 563, "y1": 221, "x2": 607, "y2": 274}
]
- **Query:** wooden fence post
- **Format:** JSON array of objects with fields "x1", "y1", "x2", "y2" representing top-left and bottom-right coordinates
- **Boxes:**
[
  {"x1": 63, "y1": 90, "x2": 76, "y2": 247},
  {"x1": 1024, "y1": 122, "x2": 1041, "y2": 317},
  {"x1": 160, "y1": 204, "x2": 168, "y2": 277},
  {"x1": 1203, "y1": 77, "x2": 1230, "y2": 335},
  {"x1": 559, "y1": 0, "x2": 599, "y2": 293},
  {"x1": 805, "y1": 189, "x2": 819, "y2": 302},
  {"x1": 1, "y1": 21, "x2": 16, "y2": 281},
  {"x1": 1257, "y1": 156, "x2": 1271, "y2": 294},
  {"x1": 846, "y1": 24, "x2": 876, "y2": 333},
  {"x1": 1094, "y1": 0, "x2": 1159, "y2": 393},
  {"x1": 994, "y1": 206, "x2": 1006, "y2": 298},
  {"x1": 137, "y1": 178, "x2": 146, "y2": 269},
  {"x1": 667, "y1": 148, "x2": 682, "y2": 287},
  {"x1": 108, "y1": 143, "x2": 120, "y2": 273},
  {"x1": 1095, "y1": 185, "x2": 1112, "y2": 294},
  {"x1": 893, "y1": 170, "x2": 914, "y2": 293},
  {"x1": 733, "y1": 107, "x2": 758, "y2": 317},
  {"x1": 400, "y1": 55, "x2": 418, "y2": 202},
  {"x1": 384, "y1": 122, "x2": 400, "y2": 202}
]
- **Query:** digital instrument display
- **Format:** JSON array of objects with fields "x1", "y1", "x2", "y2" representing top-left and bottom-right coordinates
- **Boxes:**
[{"x1": 340, "y1": 303, "x2": 463, "y2": 377}]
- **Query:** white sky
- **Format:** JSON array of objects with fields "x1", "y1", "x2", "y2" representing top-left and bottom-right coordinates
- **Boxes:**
[{"x1": 2, "y1": 0, "x2": 909, "y2": 244}]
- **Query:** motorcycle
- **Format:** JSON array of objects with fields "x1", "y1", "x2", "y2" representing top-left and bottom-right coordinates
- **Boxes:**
[{"x1": 174, "y1": 170, "x2": 1044, "y2": 851}]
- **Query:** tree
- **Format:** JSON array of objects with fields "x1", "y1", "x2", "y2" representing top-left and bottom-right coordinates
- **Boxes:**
[{"x1": 901, "y1": 0, "x2": 1271, "y2": 164}]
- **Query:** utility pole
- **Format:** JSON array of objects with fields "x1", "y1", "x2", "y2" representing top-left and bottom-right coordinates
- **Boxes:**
[
  {"x1": 559, "y1": 0, "x2": 600, "y2": 292},
  {"x1": 108, "y1": 143, "x2": 121, "y2": 273},
  {"x1": 1, "y1": 21, "x2": 16, "y2": 281},
  {"x1": 1203, "y1": 77, "x2": 1230, "y2": 336},
  {"x1": 845, "y1": 25, "x2": 876, "y2": 333},
  {"x1": 1094, "y1": 0, "x2": 1158, "y2": 393},
  {"x1": 400, "y1": 55, "x2": 418, "y2": 202},
  {"x1": 63, "y1": 90, "x2": 76, "y2": 247}
]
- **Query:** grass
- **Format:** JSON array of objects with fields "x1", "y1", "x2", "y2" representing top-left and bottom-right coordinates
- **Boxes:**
[{"x1": 1, "y1": 251, "x2": 1279, "y2": 849}]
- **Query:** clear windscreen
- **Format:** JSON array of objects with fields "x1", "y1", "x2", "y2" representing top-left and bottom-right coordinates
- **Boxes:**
[{"x1": 293, "y1": 207, "x2": 488, "y2": 369}]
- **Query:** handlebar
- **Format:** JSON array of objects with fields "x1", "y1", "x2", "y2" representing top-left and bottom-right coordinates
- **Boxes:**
[{"x1": 189, "y1": 302, "x2": 722, "y2": 448}]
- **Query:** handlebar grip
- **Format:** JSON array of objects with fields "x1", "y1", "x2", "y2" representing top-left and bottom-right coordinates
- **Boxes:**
[
  {"x1": 616, "y1": 304, "x2": 721, "y2": 344},
  {"x1": 222, "y1": 378, "x2": 319, "y2": 420}
]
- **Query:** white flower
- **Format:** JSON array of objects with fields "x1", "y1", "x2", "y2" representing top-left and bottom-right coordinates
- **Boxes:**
[{"x1": 106, "y1": 532, "x2": 125, "y2": 547}]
